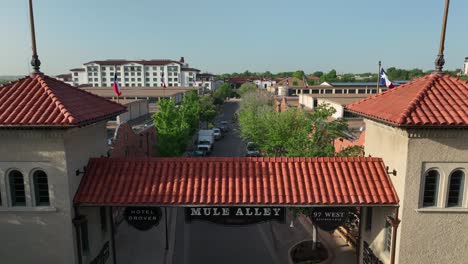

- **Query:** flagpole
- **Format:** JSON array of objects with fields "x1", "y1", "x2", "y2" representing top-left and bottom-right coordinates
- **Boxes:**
[{"x1": 377, "y1": 61, "x2": 381, "y2": 92}]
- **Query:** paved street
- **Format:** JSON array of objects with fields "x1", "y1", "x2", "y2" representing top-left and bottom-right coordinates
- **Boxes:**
[{"x1": 173, "y1": 99, "x2": 283, "y2": 264}]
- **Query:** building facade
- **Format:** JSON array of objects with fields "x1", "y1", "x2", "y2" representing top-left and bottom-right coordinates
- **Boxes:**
[
  {"x1": 347, "y1": 73, "x2": 468, "y2": 264},
  {"x1": 70, "y1": 57, "x2": 199, "y2": 88},
  {"x1": 0, "y1": 74, "x2": 126, "y2": 264}
]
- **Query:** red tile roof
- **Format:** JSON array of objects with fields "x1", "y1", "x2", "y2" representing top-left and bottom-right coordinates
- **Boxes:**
[
  {"x1": 346, "y1": 74, "x2": 468, "y2": 127},
  {"x1": 0, "y1": 74, "x2": 126, "y2": 127},
  {"x1": 84, "y1": 59, "x2": 182, "y2": 66},
  {"x1": 74, "y1": 157, "x2": 399, "y2": 206}
]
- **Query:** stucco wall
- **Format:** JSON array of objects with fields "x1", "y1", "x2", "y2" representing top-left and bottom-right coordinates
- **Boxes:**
[
  {"x1": 0, "y1": 122, "x2": 114, "y2": 264},
  {"x1": 397, "y1": 129, "x2": 468, "y2": 264},
  {"x1": 362, "y1": 120, "x2": 408, "y2": 263},
  {"x1": 0, "y1": 130, "x2": 76, "y2": 264},
  {"x1": 363, "y1": 120, "x2": 468, "y2": 264}
]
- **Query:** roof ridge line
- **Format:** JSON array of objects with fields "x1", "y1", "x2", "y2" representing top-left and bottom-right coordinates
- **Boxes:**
[
  {"x1": 38, "y1": 75, "x2": 76, "y2": 123},
  {"x1": 397, "y1": 75, "x2": 437, "y2": 124}
]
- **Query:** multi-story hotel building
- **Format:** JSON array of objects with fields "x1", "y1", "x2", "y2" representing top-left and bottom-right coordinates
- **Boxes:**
[{"x1": 70, "y1": 57, "x2": 200, "y2": 88}]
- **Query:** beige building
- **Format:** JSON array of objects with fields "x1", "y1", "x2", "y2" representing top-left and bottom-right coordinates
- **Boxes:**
[
  {"x1": 347, "y1": 73, "x2": 468, "y2": 264},
  {"x1": 0, "y1": 74, "x2": 126, "y2": 264}
]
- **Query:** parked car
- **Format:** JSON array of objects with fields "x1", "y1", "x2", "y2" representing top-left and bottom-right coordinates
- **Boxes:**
[
  {"x1": 246, "y1": 142, "x2": 261, "y2": 157},
  {"x1": 219, "y1": 121, "x2": 229, "y2": 132},
  {"x1": 212, "y1": 128, "x2": 222, "y2": 140}
]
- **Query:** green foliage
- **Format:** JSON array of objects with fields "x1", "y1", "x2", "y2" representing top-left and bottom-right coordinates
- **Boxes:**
[
  {"x1": 238, "y1": 93, "x2": 348, "y2": 157},
  {"x1": 153, "y1": 91, "x2": 217, "y2": 156},
  {"x1": 337, "y1": 145, "x2": 364, "y2": 157},
  {"x1": 292, "y1": 70, "x2": 305, "y2": 79},
  {"x1": 319, "y1": 69, "x2": 338, "y2": 83},
  {"x1": 213, "y1": 83, "x2": 232, "y2": 104},
  {"x1": 199, "y1": 95, "x2": 217, "y2": 123},
  {"x1": 152, "y1": 99, "x2": 191, "y2": 157},
  {"x1": 312, "y1": 71, "x2": 323, "y2": 77},
  {"x1": 292, "y1": 80, "x2": 299, "y2": 86},
  {"x1": 237, "y1": 82, "x2": 257, "y2": 95},
  {"x1": 180, "y1": 91, "x2": 200, "y2": 134}
]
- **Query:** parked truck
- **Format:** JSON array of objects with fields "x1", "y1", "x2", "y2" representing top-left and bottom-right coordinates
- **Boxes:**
[{"x1": 198, "y1": 129, "x2": 215, "y2": 151}]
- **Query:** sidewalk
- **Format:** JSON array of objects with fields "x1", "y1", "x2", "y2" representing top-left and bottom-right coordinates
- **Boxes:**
[{"x1": 261, "y1": 212, "x2": 357, "y2": 264}]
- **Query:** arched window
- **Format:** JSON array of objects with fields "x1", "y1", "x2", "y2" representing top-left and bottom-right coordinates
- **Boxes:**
[
  {"x1": 422, "y1": 170, "x2": 439, "y2": 207},
  {"x1": 33, "y1": 170, "x2": 50, "y2": 206},
  {"x1": 447, "y1": 170, "x2": 465, "y2": 207},
  {"x1": 9, "y1": 170, "x2": 26, "y2": 206}
]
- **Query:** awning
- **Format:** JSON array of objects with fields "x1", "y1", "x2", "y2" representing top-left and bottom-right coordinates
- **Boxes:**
[{"x1": 74, "y1": 157, "x2": 399, "y2": 206}]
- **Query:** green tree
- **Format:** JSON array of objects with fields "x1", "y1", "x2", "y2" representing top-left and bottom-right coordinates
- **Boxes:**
[
  {"x1": 152, "y1": 99, "x2": 191, "y2": 156},
  {"x1": 237, "y1": 82, "x2": 257, "y2": 96},
  {"x1": 312, "y1": 71, "x2": 324, "y2": 77},
  {"x1": 213, "y1": 83, "x2": 232, "y2": 104},
  {"x1": 292, "y1": 70, "x2": 305, "y2": 79},
  {"x1": 238, "y1": 91, "x2": 348, "y2": 157},
  {"x1": 199, "y1": 95, "x2": 217, "y2": 123},
  {"x1": 180, "y1": 90, "x2": 200, "y2": 134}
]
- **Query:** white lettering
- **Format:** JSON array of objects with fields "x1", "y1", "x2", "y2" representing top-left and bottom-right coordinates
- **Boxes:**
[
  {"x1": 245, "y1": 208, "x2": 253, "y2": 216},
  {"x1": 254, "y1": 208, "x2": 262, "y2": 216},
  {"x1": 222, "y1": 208, "x2": 230, "y2": 216},
  {"x1": 213, "y1": 208, "x2": 221, "y2": 216},
  {"x1": 272, "y1": 208, "x2": 281, "y2": 216},
  {"x1": 263, "y1": 208, "x2": 271, "y2": 216},
  {"x1": 203, "y1": 208, "x2": 211, "y2": 216},
  {"x1": 236, "y1": 208, "x2": 244, "y2": 216},
  {"x1": 190, "y1": 208, "x2": 202, "y2": 216}
]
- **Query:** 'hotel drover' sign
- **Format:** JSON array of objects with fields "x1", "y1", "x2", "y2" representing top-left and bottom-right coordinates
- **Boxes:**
[
  {"x1": 124, "y1": 207, "x2": 162, "y2": 231},
  {"x1": 185, "y1": 207, "x2": 285, "y2": 225}
]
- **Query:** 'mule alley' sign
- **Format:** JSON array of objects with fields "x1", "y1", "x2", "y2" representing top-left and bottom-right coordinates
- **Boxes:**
[
  {"x1": 185, "y1": 207, "x2": 285, "y2": 225},
  {"x1": 310, "y1": 207, "x2": 349, "y2": 232},
  {"x1": 124, "y1": 207, "x2": 162, "y2": 231}
]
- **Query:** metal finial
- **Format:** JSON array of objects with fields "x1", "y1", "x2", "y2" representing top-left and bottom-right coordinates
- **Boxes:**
[
  {"x1": 435, "y1": 0, "x2": 450, "y2": 73},
  {"x1": 28, "y1": 0, "x2": 41, "y2": 74}
]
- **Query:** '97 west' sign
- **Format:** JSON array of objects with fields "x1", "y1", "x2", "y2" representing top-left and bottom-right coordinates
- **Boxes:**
[{"x1": 185, "y1": 207, "x2": 285, "y2": 225}]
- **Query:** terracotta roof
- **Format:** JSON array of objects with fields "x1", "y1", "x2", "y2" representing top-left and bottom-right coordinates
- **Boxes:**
[
  {"x1": 73, "y1": 157, "x2": 399, "y2": 206},
  {"x1": 0, "y1": 74, "x2": 126, "y2": 127},
  {"x1": 346, "y1": 74, "x2": 468, "y2": 127},
  {"x1": 70, "y1": 68, "x2": 85, "y2": 72},
  {"x1": 84, "y1": 59, "x2": 182, "y2": 66}
]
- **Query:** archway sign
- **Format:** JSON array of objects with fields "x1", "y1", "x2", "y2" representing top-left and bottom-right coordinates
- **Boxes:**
[
  {"x1": 309, "y1": 207, "x2": 349, "y2": 232},
  {"x1": 185, "y1": 207, "x2": 286, "y2": 225},
  {"x1": 124, "y1": 206, "x2": 162, "y2": 231}
]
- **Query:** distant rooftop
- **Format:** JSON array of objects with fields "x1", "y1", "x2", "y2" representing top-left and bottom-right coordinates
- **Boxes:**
[{"x1": 84, "y1": 59, "x2": 182, "y2": 66}]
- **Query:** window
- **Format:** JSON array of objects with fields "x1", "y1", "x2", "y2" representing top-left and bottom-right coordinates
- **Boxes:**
[
  {"x1": 384, "y1": 220, "x2": 392, "y2": 252},
  {"x1": 102, "y1": 78, "x2": 106, "y2": 82},
  {"x1": 94, "y1": 78, "x2": 98, "y2": 82},
  {"x1": 137, "y1": 78, "x2": 141, "y2": 81},
  {"x1": 153, "y1": 66, "x2": 157, "y2": 70},
  {"x1": 365, "y1": 207, "x2": 372, "y2": 231},
  {"x1": 100, "y1": 207, "x2": 107, "y2": 233},
  {"x1": 348, "y1": 89, "x2": 356, "y2": 94},
  {"x1": 137, "y1": 72, "x2": 141, "y2": 76},
  {"x1": 101, "y1": 66, "x2": 106, "y2": 70},
  {"x1": 131, "y1": 72, "x2": 135, "y2": 76},
  {"x1": 9, "y1": 170, "x2": 26, "y2": 206},
  {"x1": 33, "y1": 170, "x2": 50, "y2": 206},
  {"x1": 447, "y1": 170, "x2": 464, "y2": 207},
  {"x1": 74, "y1": 72, "x2": 78, "y2": 76},
  {"x1": 131, "y1": 78, "x2": 135, "y2": 81},
  {"x1": 153, "y1": 78, "x2": 157, "y2": 81},
  {"x1": 358, "y1": 89, "x2": 366, "y2": 94},
  {"x1": 422, "y1": 170, "x2": 439, "y2": 207},
  {"x1": 146, "y1": 78, "x2": 150, "y2": 82}
]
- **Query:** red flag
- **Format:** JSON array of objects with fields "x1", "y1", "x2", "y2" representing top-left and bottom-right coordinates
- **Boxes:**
[{"x1": 112, "y1": 72, "x2": 122, "y2": 96}]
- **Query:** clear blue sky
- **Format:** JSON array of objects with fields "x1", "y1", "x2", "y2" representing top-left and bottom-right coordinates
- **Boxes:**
[{"x1": 1, "y1": 0, "x2": 467, "y2": 75}]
